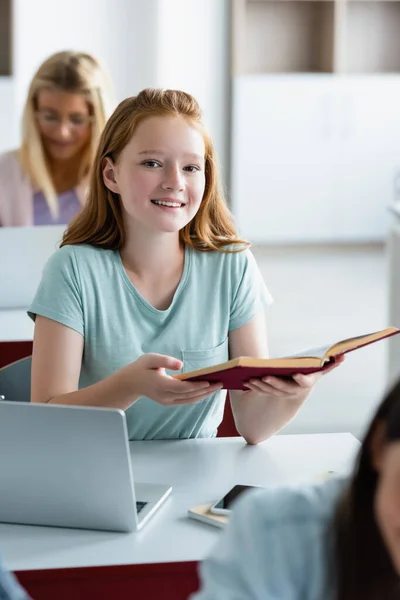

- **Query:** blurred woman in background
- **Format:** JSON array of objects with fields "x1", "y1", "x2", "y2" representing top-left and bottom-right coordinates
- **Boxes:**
[{"x1": 0, "y1": 50, "x2": 114, "y2": 226}]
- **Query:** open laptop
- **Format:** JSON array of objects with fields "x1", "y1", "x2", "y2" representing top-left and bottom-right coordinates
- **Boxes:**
[
  {"x1": 0, "y1": 225, "x2": 65, "y2": 309},
  {"x1": 0, "y1": 401, "x2": 172, "y2": 532}
]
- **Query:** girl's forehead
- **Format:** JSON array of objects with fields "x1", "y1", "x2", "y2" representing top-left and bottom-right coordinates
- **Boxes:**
[
  {"x1": 137, "y1": 115, "x2": 202, "y2": 138},
  {"x1": 123, "y1": 115, "x2": 206, "y2": 156}
]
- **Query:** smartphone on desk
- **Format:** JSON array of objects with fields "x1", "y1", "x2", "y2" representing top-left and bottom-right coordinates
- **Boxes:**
[{"x1": 210, "y1": 484, "x2": 260, "y2": 516}]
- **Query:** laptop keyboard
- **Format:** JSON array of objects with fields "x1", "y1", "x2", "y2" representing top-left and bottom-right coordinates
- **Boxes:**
[{"x1": 136, "y1": 501, "x2": 148, "y2": 514}]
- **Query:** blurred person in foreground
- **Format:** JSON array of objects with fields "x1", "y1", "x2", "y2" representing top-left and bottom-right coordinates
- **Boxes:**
[{"x1": 193, "y1": 379, "x2": 400, "y2": 599}]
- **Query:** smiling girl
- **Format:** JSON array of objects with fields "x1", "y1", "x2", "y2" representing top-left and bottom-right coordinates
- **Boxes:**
[{"x1": 29, "y1": 88, "x2": 341, "y2": 442}]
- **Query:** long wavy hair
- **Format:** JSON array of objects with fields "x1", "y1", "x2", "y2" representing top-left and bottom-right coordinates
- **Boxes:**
[
  {"x1": 61, "y1": 88, "x2": 248, "y2": 253},
  {"x1": 335, "y1": 379, "x2": 400, "y2": 599},
  {"x1": 19, "y1": 50, "x2": 114, "y2": 219}
]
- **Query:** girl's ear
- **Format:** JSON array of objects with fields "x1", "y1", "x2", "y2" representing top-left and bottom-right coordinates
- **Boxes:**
[
  {"x1": 371, "y1": 420, "x2": 388, "y2": 472},
  {"x1": 102, "y1": 157, "x2": 119, "y2": 193}
]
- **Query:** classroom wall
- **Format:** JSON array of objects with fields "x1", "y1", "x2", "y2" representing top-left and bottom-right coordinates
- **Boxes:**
[{"x1": 0, "y1": 0, "x2": 230, "y2": 177}]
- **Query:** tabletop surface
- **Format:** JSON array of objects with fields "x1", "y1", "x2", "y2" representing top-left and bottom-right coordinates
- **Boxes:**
[{"x1": 0, "y1": 433, "x2": 360, "y2": 572}]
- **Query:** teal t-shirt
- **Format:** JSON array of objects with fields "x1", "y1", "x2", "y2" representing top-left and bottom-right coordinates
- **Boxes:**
[{"x1": 28, "y1": 243, "x2": 272, "y2": 440}]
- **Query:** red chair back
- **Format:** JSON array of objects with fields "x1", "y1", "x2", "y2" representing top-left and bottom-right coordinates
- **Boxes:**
[
  {"x1": 217, "y1": 393, "x2": 239, "y2": 437},
  {"x1": 0, "y1": 341, "x2": 33, "y2": 369}
]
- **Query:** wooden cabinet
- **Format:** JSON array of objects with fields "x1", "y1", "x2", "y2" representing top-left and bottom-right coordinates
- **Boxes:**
[
  {"x1": 345, "y1": 1, "x2": 400, "y2": 74},
  {"x1": 232, "y1": 0, "x2": 400, "y2": 76},
  {"x1": 232, "y1": 0, "x2": 337, "y2": 75},
  {"x1": 0, "y1": 0, "x2": 12, "y2": 76}
]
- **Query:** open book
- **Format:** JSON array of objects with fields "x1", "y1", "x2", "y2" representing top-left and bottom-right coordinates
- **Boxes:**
[{"x1": 175, "y1": 327, "x2": 400, "y2": 390}]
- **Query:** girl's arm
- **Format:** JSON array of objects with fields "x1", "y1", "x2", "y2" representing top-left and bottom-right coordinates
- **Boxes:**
[
  {"x1": 228, "y1": 312, "x2": 328, "y2": 445},
  {"x1": 31, "y1": 316, "x2": 221, "y2": 408},
  {"x1": 31, "y1": 315, "x2": 139, "y2": 409}
]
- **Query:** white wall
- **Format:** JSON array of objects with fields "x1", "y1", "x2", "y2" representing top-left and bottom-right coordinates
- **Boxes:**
[
  {"x1": 1, "y1": 0, "x2": 162, "y2": 149},
  {"x1": 1, "y1": 0, "x2": 130, "y2": 151},
  {"x1": 0, "y1": 0, "x2": 231, "y2": 179},
  {"x1": 12, "y1": 0, "x2": 124, "y2": 133},
  {"x1": 156, "y1": 0, "x2": 231, "y2": 179}
]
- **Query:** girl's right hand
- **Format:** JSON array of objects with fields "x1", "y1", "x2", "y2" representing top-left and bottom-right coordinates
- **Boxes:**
[{"x1": 119, "y1": 353, "x2": 223, "y2": 406}]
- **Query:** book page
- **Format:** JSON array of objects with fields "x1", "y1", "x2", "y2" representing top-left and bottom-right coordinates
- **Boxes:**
[
  {"x1": 287, "y1": 328, "x2": 397, "y2": 361},
  {"x1": 329, "y1": 328, "x2": 397, "y2": 356},
  {"x1": 286, "y1": 344, "x2": 333, "y2": 360}
]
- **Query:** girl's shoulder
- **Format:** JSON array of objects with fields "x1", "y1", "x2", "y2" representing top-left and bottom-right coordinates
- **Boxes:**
[
  {"x1": 51, "y1": 243, "x2": 111, "y2": 265},
  {"x1": 40, "y1": 244, "x2": 115, "y2": 290},
  {"x1": 190, "y1": 243, "x2": 253, "y2": 268}
]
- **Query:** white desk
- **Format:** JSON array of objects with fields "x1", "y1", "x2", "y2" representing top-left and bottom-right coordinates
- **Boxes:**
[
  {"x1": 0, "y1": 434, "x2": 359, "y2": 572},
  {"x1": 0, "y1": 309, "x2": 33, "y2": 341}
]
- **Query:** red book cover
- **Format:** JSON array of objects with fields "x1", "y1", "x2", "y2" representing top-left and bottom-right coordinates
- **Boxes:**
[{"x1": 175, "y1": 327, "x2": 400, "y2": 390}]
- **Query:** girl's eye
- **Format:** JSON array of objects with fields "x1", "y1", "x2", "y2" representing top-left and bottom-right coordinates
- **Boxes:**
[
  {"x1": 142, "y1": 160, "x2": 161, "y2": 168},
  {"x1": 184, "y1": 165, "x2": 200, "y2": 173}
]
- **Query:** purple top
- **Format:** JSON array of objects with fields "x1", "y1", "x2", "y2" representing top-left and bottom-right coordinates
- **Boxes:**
[{"x1": 33, "y1": 188, "x2": 81, "y2": 226}]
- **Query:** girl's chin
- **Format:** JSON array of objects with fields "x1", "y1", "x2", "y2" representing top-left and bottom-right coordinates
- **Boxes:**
[{"x1": 151, "y1": 215, "x2": 192, "y2": 233}]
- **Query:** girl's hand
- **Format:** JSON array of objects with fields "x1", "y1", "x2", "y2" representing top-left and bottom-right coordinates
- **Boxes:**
[
  {"x1": 242, "y1": 354, "x2": 345, "y2": 398},
  {"x1": 120, "y1": 353, "x2": 223, "y2": 406}
]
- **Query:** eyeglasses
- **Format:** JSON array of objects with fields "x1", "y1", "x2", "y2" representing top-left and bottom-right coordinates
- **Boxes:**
[{"x1": 35, "y1": 111, "x2": 94, "y2": 131}]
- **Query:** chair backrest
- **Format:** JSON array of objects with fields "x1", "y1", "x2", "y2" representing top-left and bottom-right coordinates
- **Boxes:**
[
  {"x1": 217, "y1": 393, "x2": 239, "y2": 437},
  {"x1": 0, "y1": 356, "x2": 31, "y2": 402},
  {"x1": 0, "y1": 341, "x2": 33, "y2": 369}
]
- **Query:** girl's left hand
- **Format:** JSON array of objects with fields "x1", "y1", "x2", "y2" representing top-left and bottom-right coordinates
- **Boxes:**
[{"x1": 242, "y1": 354, "x2": 345, "y2": 398}]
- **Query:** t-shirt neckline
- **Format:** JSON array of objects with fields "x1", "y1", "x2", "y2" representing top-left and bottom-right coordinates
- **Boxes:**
[{"x1": 115, "y1": 244, "x2": 192, "y2": 315}]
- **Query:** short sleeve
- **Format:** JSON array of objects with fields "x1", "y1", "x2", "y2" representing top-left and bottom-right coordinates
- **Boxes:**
[
  {"x1": 28, "y1": 246, "x2": 84, "y2": 336},
  {"x1": 229, "y1": 249, "x2": 273, "y2": 332}
]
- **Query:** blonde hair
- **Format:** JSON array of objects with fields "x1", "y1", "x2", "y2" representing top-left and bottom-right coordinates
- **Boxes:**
[
  {"x1": 62, "y1": 88, "x2": 248, "y2": 253},
  {"x1": 19, "y1": 50, "x2": 114, "y2": 219}
]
